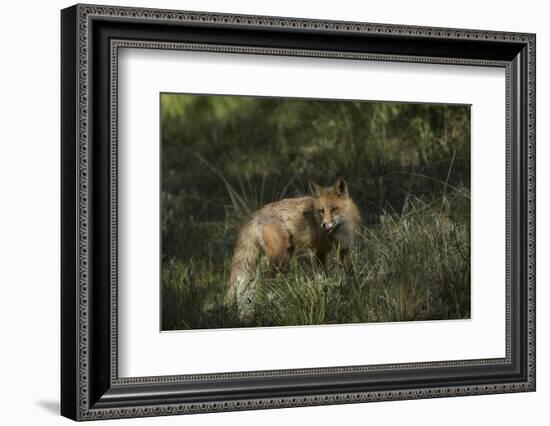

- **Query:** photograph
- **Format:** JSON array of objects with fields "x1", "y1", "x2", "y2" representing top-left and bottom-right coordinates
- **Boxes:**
[
  {"x1": 160, "y1": 93, "x2": 472, "y2": 330},
  {"x1": 58, "y1": 3, "x2": 536, "y2": 420}
]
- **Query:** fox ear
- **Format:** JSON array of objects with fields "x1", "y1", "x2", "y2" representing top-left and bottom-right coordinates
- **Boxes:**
[
  {"x1": 333, "y1": 176, "x2": 348, "y2": 197},
  {"x1": 309, "y1": 181, "x2": 323, "y2": 197}
]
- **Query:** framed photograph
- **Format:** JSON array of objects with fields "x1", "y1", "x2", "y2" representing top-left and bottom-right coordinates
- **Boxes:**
[{"x1": 61, "y1": 3, "x2": 536, "y2": 421}]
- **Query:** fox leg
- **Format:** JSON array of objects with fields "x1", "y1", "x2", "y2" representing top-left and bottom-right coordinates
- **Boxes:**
[
  {"x1": 339, "y1": 247, "x2": 353, "y2": 273},
  {"x1": 313, "y1": 249, "x2": 328, "y2": 272},
  {"x1": 262, "y1": 223, "x2": 290, "y2": 274},
  {"x1": 313, "y1": 236, "x2": 332, "y2": 272}
]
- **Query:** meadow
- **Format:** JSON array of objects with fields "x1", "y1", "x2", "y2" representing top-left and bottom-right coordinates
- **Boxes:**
[{"x1": 161, "y1": 94, "x2": 471, "y2": 330}]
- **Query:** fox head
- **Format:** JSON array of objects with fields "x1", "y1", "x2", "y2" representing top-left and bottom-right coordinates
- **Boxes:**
[{"x1": 310, "y1": 177, "x2": 357, "y2": 234}]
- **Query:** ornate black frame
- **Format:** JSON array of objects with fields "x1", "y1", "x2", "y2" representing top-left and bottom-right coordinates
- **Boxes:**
[{"x1": 61, "y1": 3, "x2": 536, "y2": 421}]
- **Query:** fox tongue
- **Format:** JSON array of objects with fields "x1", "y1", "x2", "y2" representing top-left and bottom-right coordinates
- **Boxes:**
[{"x1": 323, "y1": 223, "x2": 334, "y2": 232}]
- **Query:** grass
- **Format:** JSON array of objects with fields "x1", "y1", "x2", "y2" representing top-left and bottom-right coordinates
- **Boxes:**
[
  {"x1": 160, "y1": 96, "x2": 471, "y2": 330},
  {"x1": 161, "y1": 178, "x2": 470, "y2": 330}
]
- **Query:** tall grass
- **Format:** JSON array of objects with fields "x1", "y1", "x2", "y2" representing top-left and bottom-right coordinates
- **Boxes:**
[
  {"x1": 162, "y1": 174, "x2": 470, "y2": 330},
  {"x1": 160, "y1": 95, "x2": 471, "y2": 330}
]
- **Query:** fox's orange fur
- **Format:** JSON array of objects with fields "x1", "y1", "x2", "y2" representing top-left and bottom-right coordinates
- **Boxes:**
[{"x1": 226, "y1": 177, "x2": 361, "y2": 317}]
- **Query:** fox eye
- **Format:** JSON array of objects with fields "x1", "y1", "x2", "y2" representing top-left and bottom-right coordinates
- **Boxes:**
[
  {"x1": 331, "y1": 207, "x2": 339, "y2": 213},
  {"x1": 317, "y1": 208, "x2": 324, "y2": 214}
]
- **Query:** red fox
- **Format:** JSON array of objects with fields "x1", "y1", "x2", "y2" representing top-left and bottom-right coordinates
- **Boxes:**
[{"x1": 226, "y1": 177, "x2": 361, "y2": 317}]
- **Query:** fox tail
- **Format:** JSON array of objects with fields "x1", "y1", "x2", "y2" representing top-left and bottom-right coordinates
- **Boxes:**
[{"x1": 226, "y1": 220, "x2": 261, "y2": 314}]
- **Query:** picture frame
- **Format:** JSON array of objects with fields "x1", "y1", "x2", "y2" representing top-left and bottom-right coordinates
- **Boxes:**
[{"x1": 61, "y1": 3, "x2": 536, "y2": 421}]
